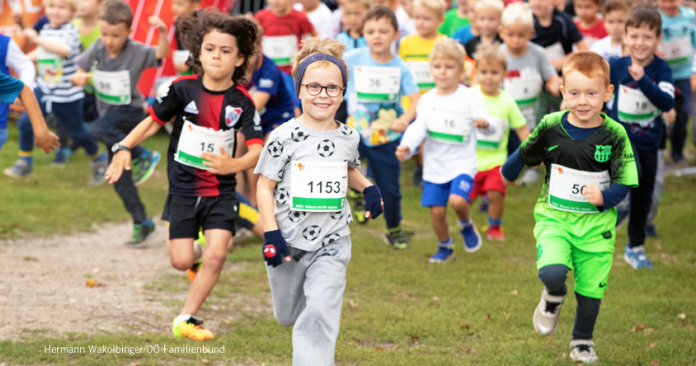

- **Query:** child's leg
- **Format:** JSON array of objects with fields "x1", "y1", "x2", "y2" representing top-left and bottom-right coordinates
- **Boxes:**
[
  {"x1": 108, "y1": 149, "x2": 148, "y2": 223},
  {"x1": 266, "y1": 248, "x2": 308, "y2": 327},
  {"x1": 487, "y1": 191, "x2": 504, "y2": 220},
  {"x1": 362, "y1": 140, "x2": 402, "y2": 230},
  {"x1": 627, "y1": 149, "x2": 657, "y2": 252},
  {"x1": 571, "y1": 249, "x2": 612, "y2": 341},
  {"x1": 647, "y1": 151, "x2": 664, "y2": 231},
  {"x1": 15, "y1": 89, "x2": 48, "y2": 160},
  {"x1": 52, "y1": 99, "x2": 100, "y2": 157},
  {"x1": 670, "y1": 79, "x2": 691, "y2": 161},
  {"x1": 430, "y1": 206, "x2": 449, "y2": 242},
  {"x1": 88, "y1": 107, "x2": 146, "y2": 158},
  {"x1": 0, "y1": 126, "x2": 7, "y2": 152},
  {"x1": 448, "y1": 174, "x2": 475, "y2": 223},
  {"x1": 293, "y1": 238, "x2": 351, "y2": 366},
  {"x1": 180, "y1": 228, "x2": 231, "y2": 315}
]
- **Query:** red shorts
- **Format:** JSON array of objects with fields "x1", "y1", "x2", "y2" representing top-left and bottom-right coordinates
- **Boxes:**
[{"x1": 470, "y1": 165, "x2": 507, "y2": 201}]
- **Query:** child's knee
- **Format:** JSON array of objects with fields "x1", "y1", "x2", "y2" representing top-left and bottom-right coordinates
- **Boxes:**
[
  {"x1": 430, "y1": 206, "x2": 447, "y2": 219},
  {"x1": 170, "y1": 256, "x2": 193, "y2": 271},
  {"x1": 274, "y1": 310, "x2": 298, "y2": 327},
  {"x1": 448, "y1": 194, "x2": 469, "y2": 211},
  {"x1": 538, "y1": 264, "x2": 569, "y2": 289}
]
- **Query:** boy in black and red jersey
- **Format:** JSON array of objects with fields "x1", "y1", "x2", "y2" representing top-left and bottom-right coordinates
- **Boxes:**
[{"x1": 105, "y1": 11, "x2": 263, "y2": 341}]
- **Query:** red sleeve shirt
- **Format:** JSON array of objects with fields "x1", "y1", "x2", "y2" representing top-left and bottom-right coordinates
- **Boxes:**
[
  {"x1": 574, "y1": 18, "x2": 608, "y2": 47},
  {"x1": 255, "y1": 9, "x2": 315, "y2": 73}
]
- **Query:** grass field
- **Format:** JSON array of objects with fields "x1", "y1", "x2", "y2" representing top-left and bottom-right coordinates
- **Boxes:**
[{"x1": 1, "y1": 127, "x2": 695, "y2": 365}]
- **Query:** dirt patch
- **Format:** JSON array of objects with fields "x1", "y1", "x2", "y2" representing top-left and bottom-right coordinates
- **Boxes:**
[{"x1": 0, "y1": 222, "x2": 272, "y2": 341}]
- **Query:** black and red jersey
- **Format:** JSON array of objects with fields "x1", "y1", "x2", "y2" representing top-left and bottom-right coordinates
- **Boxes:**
[{"x1": 149, "y1": 75, "x2": 264, "y2": 197}]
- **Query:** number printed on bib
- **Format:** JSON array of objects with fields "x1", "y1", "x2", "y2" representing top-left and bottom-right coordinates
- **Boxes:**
[
  {"x1": 354, "y1": 66, "x2": 401, "y2": 103},
  {"x1": 617, "y1": 84, "x2": 658, "y2": 125},
  {"x1": 93, "y1": 70, "x2": 131, "y2": 105},
  {"x1": 408, "y1": 61, "x2": 435, "y2": 90},
  {"x1": 262, "y1": 35, "x2": 298, "y2": 66},
  {"x1": 660, "y1": 37, "x2": 692, "y2": 66},
  {"x1": 37, "y1": 42, "x2": 65, "y2": 88},
  {"x1": 548, "y1": 164, "x2": 610, "y2": 213},
  {"x1": 427, "y1": 109, "x2": 472, "y2": 144},
  {"x1": 175, "y1": 120, "x2": 235, "y2": 170},
  {"x1": 173, "y1": 50, "x2": 191, "y2": 65},
  {"x1": 544, "y1": 42, "x2": 566, "y2": 62},
  {"x1": 291, "y1": 161, "x2": 348, "y2": 212},
  {"x1": 476, "y1": 117, "x2": 508, "y2": 150}
]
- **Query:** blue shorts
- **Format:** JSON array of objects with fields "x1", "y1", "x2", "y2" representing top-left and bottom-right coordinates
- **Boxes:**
[{"x1": 421, "y1": 174, "x2": 474, "y2": 207}]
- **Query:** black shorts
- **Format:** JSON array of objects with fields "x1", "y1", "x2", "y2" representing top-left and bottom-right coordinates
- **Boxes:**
[{"x1": 162, "y1": 195, "x2": 239, "y2": 239}]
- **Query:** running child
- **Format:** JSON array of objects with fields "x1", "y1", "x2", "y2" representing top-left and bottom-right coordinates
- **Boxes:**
[
  {"x1": 589, "y1": 0, "x2": 629, "y2": 62},
  {"x1": 335, "y1": 0, "x2": 370, "y2": 51},
  {"x1": 4, "y1": 0, "x2": 107, "y2": 184},
  {"x1": 464, "y1": 0, "x2": 503, "y2": 60},
  {"x1": 439, "y1": 0, "x2": 471, "y2": 37},
  {"x1": 255, "y1": 37, "x2": 383, "y2": 365},
  {"x1": 608, "y1": 6, "x2": 674, "y2": 269},
  {"x1": 345, "y1": 5, "x2": 420, "y2": 248},
  {"x1": 171, "y1": 0, "x2": 201, "y2": 75},
  {"x1": 295, "y1": 0, "x2": 338, "y2": 39},
  {"x1": 396, "y1": 38, "x2": 498, "y2": 261},
  {"x1": 105, "y1": 11, "x2": 263, "y2": 340},
  {"x1": 0, "y1": 33, "x2": 36, "y2": 153},
  {"x1": 573, "y1": 0, "x2": 607, "y2": 48},
  {"x1": 71, "y1": 0, "x2": 168, "y2": 244},
  {"x1": 255, "y1": 0, "x2": 318, "y2": 74},
  {"x1": 501, "y1": 52, "x2": 638, "y2": 363},
  {"x1": 470, "y1": 44, "x2": 529, "y2": 240}
]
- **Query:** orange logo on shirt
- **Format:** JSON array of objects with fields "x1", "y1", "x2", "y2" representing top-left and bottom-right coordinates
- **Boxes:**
[
  {"x1": 298, "y1": 163, "x2": 304, "y2": 171},
  {"x1": 188, "y1": 124, "x2": 192, "y2": 131},
  {"x1": 557, "y1": 167, "x2": 564, "y2": 174}
]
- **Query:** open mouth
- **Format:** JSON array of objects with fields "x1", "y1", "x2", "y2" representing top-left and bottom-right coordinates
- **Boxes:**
[{"x1": 313, "y1": 103, "x2": 331, "y2": 109}]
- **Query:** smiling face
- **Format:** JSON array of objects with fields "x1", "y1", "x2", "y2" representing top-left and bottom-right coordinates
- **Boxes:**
[
  {"x1": 45, "y1": 0, "x2": 75, "y2": 28},
  {"x1": 560, "y1": 70, "x2": 613, "y2": 124},
  {"x1": 657, "y1": 0, "x2": 680, "y2": 17},
  {"x1": 625, "y1": 24, "x2": 661, "y2": 63},
  {"x1": 363, "y1": 17, "x2": 400, "y2": 54},
  {"x1": 475, "y1": 58, "x2": 505, "y2": 95},
  {"x1": 199, "y1": 29, "x2": 245, "y2": 82},
  {"x1": 298, "y1": 64, "x2": 345, "y2": 124}
]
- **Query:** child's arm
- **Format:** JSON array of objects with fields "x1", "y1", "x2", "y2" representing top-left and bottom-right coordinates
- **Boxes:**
[
  {"x1": 574, "y1": 39, "x2": 589, "y2": 52},
  {"x1": 19, "y1": 84, "x2": 59, "y2": 152},
  {"x1": 23, "y1": 28, "x2": 70, "y2": 57},
  {"x1": 545, "y1": 75, "x2": 562, "y2": 97},
  {"x1": 6, "y1": 39, "x2": 36, "y2": 88},
  {"x1": 396, "y1": 109, "x2": 428, "y2": 161},
  {"x1": 257, "y1": 175, "x2": 292, "y2": 265},
  {"x1": 252, "y1": 91, "x2": 271, "y2": 111},
  {"x1": 392, "y1": 91, "x2": 420, "y2": 132},
  {"x1": 202, "y1": 144, "x2": 263, "y2": 175},
  {"x1": 628, "y1": 63, "x2": 675, "y2": 111},
  {"x1": 105, "y1": 117, "x2": 163, "y2": 183},
  {"x1": 70, "y1": 67, "x2": 91, "y2": 87},
  {"x1": 149, "y1": 16, "x2": 169, "y2": 60},
  {"x1": 515, "y1": 125, "x2": 531, "y2": 142}
]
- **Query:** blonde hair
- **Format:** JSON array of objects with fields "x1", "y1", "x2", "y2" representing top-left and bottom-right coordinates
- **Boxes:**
[
  {"x1": 501, "y1": 2, "x2": 534, "y2": 28},
  {"x1": 292, "y1": 37, "x2": 350, "y2": 85},
  {"x1": 562, "y1": 52, "x2": 611, "y2": 87},
  {"x1": 475, "y1": 0, "x2": 504, "y2": 16},
  {"x1": 43, "y1": 0, "x2": 79, "y2": 13},
  {"x1": 430, "y1": 38, "x2": 465, "y2": 67},
  {"x1": 474, "y1": 43, "x2": 507, "y2": 70},
  {"x1": 414, "y1": 0, "x2": 447, "y2": 16},
  {"x1": 344, "y1": 0, "x2": 371, "y2": 9}
]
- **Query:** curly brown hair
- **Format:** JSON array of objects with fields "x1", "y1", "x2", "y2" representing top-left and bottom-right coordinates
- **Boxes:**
[{"x1": 177, "y1": 9, "x2": 257, "y2": 83}]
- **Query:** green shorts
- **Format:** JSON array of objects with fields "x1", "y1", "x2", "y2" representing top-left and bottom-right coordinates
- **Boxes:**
[{"x1": 534, "y1": 219, "x2": 615, "y2": 299}]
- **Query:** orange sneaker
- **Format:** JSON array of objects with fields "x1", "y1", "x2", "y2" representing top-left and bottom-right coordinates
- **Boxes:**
[
  {"x1": 486, "y1": 225, "x2": 505, "y2": 240},
  {"x1": 172, "y1": 316, "x2": 215, "y2": 340}
]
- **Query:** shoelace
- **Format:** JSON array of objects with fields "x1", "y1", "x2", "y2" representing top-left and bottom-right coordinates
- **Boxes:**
[
  {"x1": 544, "y1": 301, "x2": 561, "y2": 314},
  {"x1": 575, "y1": 344, "x2": 592, "y2": 353}
]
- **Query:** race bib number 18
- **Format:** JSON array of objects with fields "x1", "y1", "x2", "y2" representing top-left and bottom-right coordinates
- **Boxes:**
[
  {"x1": 290, "y1": 161, "x2": 347, "y2": 212},
  {"x1": 175, "y1": 120, "x2": 235, "y2": 170}
]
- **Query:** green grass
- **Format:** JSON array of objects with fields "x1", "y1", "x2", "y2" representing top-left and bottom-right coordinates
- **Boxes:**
[{"x1": 1, "y1": 129, "x2": 695, "y2": 365}]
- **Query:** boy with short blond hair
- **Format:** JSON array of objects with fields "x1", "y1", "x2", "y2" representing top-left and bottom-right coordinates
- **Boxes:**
[
  {"x1": 464, "y1": 0, "x2": 503, "y2": 59},
  {"x1": 573, "y1": 0, "x2": 607, "y2": 48},
  {"x1": 502, "y1": 52, "x2": 638, "y2": 363},
  {"x1": 590, "y1": 0, "x2": 629, "y2": 62}
]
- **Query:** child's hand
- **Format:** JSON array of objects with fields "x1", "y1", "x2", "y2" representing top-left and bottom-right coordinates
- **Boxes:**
[
  {"x1": 105, "y1": 150, "x2": 132, "y2": 184},
  {"x1": 35, "y1": 131, "x2": 60, "y2": 153},
  {"x1": 70, "y1": 71, "x2": 90, "y2": 87},
  {"x1": 391, "y1": 116, "x2": 410, "y2": 133},
  {"x1": 22, "y1": 28, "x2": 38, "y2": 43},
  {"x1": 474, "y1": 118, "x2": 489, "y2": 129},
  {"x1": 628, "y1": 64, "x2": 644, "y2": 81},
  {"x1": 663, "y1": 108, "x2": 676, "y2": 124},
  {"x1": 363, "y1": 185, "x2": 383, "y2": 219},
  {"x1": 582, "y1": 184, "x2": 604, "y2": 207},
  {"x1": 395, "y1": 145, "x2": 410, "y2": 162},
  {"x1": 202, "y1": 146, "x2": 238, "y2": 175},
  {"x1": 148, "y1": 16, "x2": 167, "y2": 31}
]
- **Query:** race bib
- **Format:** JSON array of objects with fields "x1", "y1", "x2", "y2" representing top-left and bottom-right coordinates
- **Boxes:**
[
  {"x1": 173, "y1": 50, "x2": 191, "y2": 65},
  {"x1": 660, "y1": 37, "x2": 692, "y2": 66},
  {"x1": 504, "y1": 77, "x2": 542, "y2": 110},
  {"x1": 354, "y1": 66, "x2": 401, "y2": 103},
  {"x1": 617, "y1": 84, "x2": 658, "y2": 125},
  {"x1": 290, "y1": 161, "x2": 347, "y2": 212},
  {"x1": 544, "y1": 42, "x2": 566, "y2": 61},
  {"x1": 476, "y1": 117, "x2": 508, "y2": 150},
  {"x1": 408, "y1": 61, "x2": 435, "y2": 91},
  {"x1": 37, "y1": 43, "x2": 64, "y2": 88},
  {"x1": 548, "y1": 164, "x2": 610, "y2": 213},
  {"x1": 175, "y1": 120, "x2": 235, "y2": 170},
  {"x1": 426, "y1": 109, "x2": 472, "y2": 144},
  {"x1": 262, "y1": 35, "x2": 298, "y2": 66},
  {"x1": 93, "y1": 70, "x2": 131, "y2": 105}
]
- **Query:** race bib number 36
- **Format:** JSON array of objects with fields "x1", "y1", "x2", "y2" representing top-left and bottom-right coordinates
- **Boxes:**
[
  {"x1": 93, "y1": 69, "x2": 131, "y2": 105},
  {"x1": 290, "y1": 161, "x2": 347, "y2": 212},
  {"x1": 175, "y1": 120, "x2": 235, "y2": 170},
  {"x1": 548, "y1": 164, "x2": 610, "y2": 213},
  {"x1": 354, "y1": 66, "x2": 401, "y2": 103}
]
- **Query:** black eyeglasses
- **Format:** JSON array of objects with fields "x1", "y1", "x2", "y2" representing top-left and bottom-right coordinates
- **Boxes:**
[{"x1": 300, "y1": 83, "x2": 345, "y2": 97}]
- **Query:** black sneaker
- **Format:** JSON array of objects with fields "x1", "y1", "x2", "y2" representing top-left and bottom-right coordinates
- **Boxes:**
[
  {"x1": 383, "y1": 228, "x2": 411, "y2": 250},
  {"x1": 348, "y1": 190, "x2": 368, "y2": 225},
  {"x1": 127, "y1": 219, "x2": 155, "y2": 245}
]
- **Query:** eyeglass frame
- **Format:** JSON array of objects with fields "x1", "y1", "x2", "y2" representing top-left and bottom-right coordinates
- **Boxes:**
[{"x1": 299, "y1": 83, "x2": 346, "y2": 97}]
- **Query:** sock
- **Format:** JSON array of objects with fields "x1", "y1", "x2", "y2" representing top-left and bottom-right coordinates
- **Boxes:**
[
  {"x1": 630, "y1": 244, "x2": 645, "y2": 252},
  {"x1": 18, "y1": 151, "x2": 32, "y2": 168},
  {"x1": 458, "y1": 218, "x2": 471, "y2": 228},
  {"x1": 176, "y1": 314, "x2": 192, "y2": 323},
  {"x1": 438, "y1": 237, "x2": 453, "y2": 249},
  {"x1": 388, "y1": 226, "x2": 402, "y2": 234},
  {"x1": 572, "y1": 292, "x2": 601, "y2": 340},
  {"x1": 142, "y1": 218, "x2": 153, "y2": 226},
  {"x1": 488, "y1": 217, "x2": 502, "y2": 227},
  {"x1": 193, "y1": 240, "x2": 204, "y2": 261}
]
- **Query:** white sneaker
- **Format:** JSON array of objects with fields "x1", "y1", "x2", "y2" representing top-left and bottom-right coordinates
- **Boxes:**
[
  {"x1": 533, "y1": 288, "x2": 565, "y2": 336},
  {"x1": 570, "y1": 340, "x2": 599, "y2": 364},
  {"x1": 518, "y1": 168, "x2": 540, "y2": 186}
]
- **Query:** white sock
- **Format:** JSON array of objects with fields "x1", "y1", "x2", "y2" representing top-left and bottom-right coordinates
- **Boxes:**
[
  {"x1": 632, "y1": 245, "x2": 645, "y2": 253},
  {"x1": 193, "y1": 240, "x2": 204, "y2": 261},
  {"x1": 176, "y1": 314, "x2": 192, "y2": 323}
]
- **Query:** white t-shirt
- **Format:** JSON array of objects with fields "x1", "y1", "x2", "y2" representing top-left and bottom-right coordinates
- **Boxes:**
[
  {"x1": 294, "y1": 2, "x2": 339, "y2": 39},
  {"x1": 400, "y1": 85, "x2": 496, "y2": 183},
  {"x1": 395, "y1": 6, "x2": 416, "y2": 37},
  {"x1": 590, "y1": 36, "x2": 622, "y2": 62}
]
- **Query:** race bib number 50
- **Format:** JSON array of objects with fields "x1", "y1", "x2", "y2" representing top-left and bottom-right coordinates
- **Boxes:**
[
  {"x1": 290, "y1": 161, "x2": 347, "y2": 212},
  {"x1": 548, "y1": 164, "x2": 610, "y2": 213},
  {"x1": 175, "y1": 120, "x2": 235, "y2": 170}
]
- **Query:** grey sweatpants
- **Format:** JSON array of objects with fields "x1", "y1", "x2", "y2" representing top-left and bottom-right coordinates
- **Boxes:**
[{"x1": 265, "y1": 238, "x2": 351, "y2": 366}]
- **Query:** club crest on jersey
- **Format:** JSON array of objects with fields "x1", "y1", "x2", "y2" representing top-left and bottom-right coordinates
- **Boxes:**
[
  {"x1": 594, "y1": 145, "x2": 611, "y2": 163},
  {"x1": 225, "y1": 106, "x2": 243, "y2": 127}
]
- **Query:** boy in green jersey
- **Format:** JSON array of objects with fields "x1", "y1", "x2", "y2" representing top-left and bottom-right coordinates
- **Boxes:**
[{"x1": 501, "y1": 52, "x2": 638, "y2": 364}]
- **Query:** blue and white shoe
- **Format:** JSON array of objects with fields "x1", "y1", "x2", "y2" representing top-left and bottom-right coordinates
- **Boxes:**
[
  {"x1": 3, "y1": 160, "x2": 32, "y2": 179},
  {"x1": 615, "y1": 204, "x2": 629, "y2": 229},
  {"x1": 51, "y1": 148, "x2": 72, "y2": 166},
  {"x1": 429, "y1": 245, "x2": 454, "y2": 263},
  {"x1": 624, "y1": 244, "x2": 653, "y2": 269},
  {"x1": 459, "y1": 220, "x2": 482, "y2": 253}
]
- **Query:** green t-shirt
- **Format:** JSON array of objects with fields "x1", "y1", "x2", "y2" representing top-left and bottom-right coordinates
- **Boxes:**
[
  {"x1": 473, "y1": 85, "x2": 526, "y2": 171},
  {"x1": 72, "y1": 19, "x2": 101, "y2": 51},
  {"x1": 438, "y1": 9, "x2": 470, "y2": 37}
]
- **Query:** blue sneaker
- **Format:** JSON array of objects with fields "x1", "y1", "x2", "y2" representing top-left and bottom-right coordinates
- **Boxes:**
[
  {"x1": 134, "y1": 150, "x2": 161, "y2": 186},
  {"x1": 51, "y1": 148, "x2": 72, "y2": 166},
  {"x1": 459, "y1": 220, "x2": 482, "y2": 253},
  {"x1": 645, "y1": 224, "x2": 659, "y2": 238},
  {"x1": 616, "y1": 204, "x2": 629, "y2": 229},
  {"x1": 4, "y1": 160, "x2": 32, "y2": 179},
  {"x1": 429, "y1": 245, "x2": 454, "y2": 263},
  {"x1": 624, "y1": 244, "x2": 653, "y2": 269}
]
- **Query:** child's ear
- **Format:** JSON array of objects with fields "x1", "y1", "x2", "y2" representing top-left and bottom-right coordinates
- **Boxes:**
[
  {"x1": 559, "y1": 84, "x2": 565, "y2": 98},
  {"x1": 604, "y1": 84, "x2": 614, "y2": 102}
]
